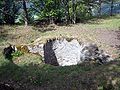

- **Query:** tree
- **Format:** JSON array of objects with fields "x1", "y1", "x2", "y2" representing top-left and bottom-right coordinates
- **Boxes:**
[
  {"x1": 110, "y1": 0, "x2": 114, "y2": 16},
  {"x1": 0, "y1": 0, "x2": 119, "y2": 25},
  {"x1": 98, "y1": 0, "x2": 107, "y2": 17},
  {"x1": 0, "y1": 0, "x2": 4, "y2": 24},
  {"x1": 22, "y1": 0, "x2": 29, "y2": 25},
  {"x1": 109, "y1": 0, "x2": 120, "y2": 16},
  {"x1": 60, "y1": 0, "x2": 70, "y2": 23},
  {"x1": 30, "y1": 0, "x2": 100, "y2": 24},
  {"x1": 71, "y1": 0, "x2": 77, "y2": 24},
  {"x1": 98, "y1": 0, "x2": 102, "y2": 17},
  {"x1": 3, "y1": 0, "x2": 16, "y2": 24},
  {"x1": 0, "y1": 0, "x2": 20, "y2": 24}
]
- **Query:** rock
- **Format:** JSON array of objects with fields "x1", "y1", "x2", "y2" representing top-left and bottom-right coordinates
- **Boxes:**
[
  {"x1": 14, "y1": 38, "x2": 112, "y2": 66},
  {"x1": 52, "y1": 39, "x2": 82, "y2": 66},
  {"x1": 43, "y1": 39, "x2": 59, "y2": 66},
  {"x1": 27, "y1": 44, "x2": 44, "y2": 57},
  {"x1": 44, "y1": 38, "x2": 112, "y2": 66},
  {"x1": 80, "y1": 43, "x2": 99, "y2": 62}
]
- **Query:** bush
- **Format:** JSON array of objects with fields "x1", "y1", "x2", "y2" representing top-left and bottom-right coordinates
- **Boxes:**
[{"x1": 12, "y1": 51, "x2": 24, "y2": 57}]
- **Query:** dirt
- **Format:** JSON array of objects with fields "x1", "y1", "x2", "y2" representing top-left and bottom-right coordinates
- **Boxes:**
[{"x1": 95, "y1": 29, "x2": 120, "y2": 58}]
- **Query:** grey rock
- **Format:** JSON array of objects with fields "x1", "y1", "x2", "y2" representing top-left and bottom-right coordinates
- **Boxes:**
[
  {"x1": 27, "y1": 44, "x2": 44, "y2": 57},
  {"x1": 27, "y1": 39, "x2": 112, "y2": 66},
  {"x1": 52, "y1": 39, "x2": 82, "y2": 66}
]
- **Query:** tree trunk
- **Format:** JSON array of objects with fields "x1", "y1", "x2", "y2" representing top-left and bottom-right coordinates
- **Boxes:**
[
  {"x1": 66, "y1": 1, "x2": 70, "y2": 24},
  {"x1": 62, "y1": 0, "x2": 70, "y2": 24},
  {"x1": 110, "y1": 0, "x2": 114, "y2": 16},
  {"x1": 22, "y1": 0, "x2": 29, "y2": 26},
  {"x1": 72, "y1": 0, "x2": 76, "y2": 24},
  {"x1": 4, "y1": 0, "x2": 15, "y2": 24},
  {"x1": 98, "y1": 0, "x2": 102, "y2": 17}
]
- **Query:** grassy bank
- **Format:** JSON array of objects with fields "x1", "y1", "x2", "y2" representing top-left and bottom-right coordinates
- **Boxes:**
[{"x1": 0, "y1": 15, "x2": 120, "y2": 90}]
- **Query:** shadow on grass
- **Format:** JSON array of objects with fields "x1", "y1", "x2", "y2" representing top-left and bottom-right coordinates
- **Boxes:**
[
  {"x1": 0, "y1": 26, "x2": 8, "y2": 42},
  {"x1": 0, "y1": 59, "x2": 120, "y2": 90},
  {"x1": 32, "y1": 26, "x2": 56, "y2": 33},
  {"x1": 0, "y1": 26, "x2": 20, "y2": 43}
]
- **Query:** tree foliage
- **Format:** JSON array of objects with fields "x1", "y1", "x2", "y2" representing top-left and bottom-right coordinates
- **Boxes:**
[{"x1": 0, "y1": 0, "x2": 119, "y2": 25}]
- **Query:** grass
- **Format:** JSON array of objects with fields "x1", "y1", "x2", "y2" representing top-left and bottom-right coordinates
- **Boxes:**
[
  {"x1": 0, "y1": 15, "x2": 119, "y2": 45},
  {"x1": 83, "y1": 15, "x2": 120, "y2": 29},
  {"x1": 0, "y1": 15, "x2": 120, "y2": 89},
  {"x1": 0, "y1": 49, "x2": 120, "y2": 89}
]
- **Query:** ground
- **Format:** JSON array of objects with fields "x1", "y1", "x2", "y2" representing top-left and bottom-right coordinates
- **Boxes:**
[{"x1": 0, "y1": 15, "x2": 120, "y2": 90}]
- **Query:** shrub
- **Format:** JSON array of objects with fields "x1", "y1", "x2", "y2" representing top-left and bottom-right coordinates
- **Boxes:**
[{"x1": 12, "y1": 51, "x2": 24, "y2": 57}]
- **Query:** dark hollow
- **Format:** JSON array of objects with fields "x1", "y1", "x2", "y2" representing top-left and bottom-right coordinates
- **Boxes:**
[
  {"x1": 43, "y1": 40, "x2": 59, "y2": 66},
  {"x1": 3, "y1": 45, "x2": 15, "y2": 61},
  {"x1": 0, "y1": 83, "x2": 14, "y2": 90}
]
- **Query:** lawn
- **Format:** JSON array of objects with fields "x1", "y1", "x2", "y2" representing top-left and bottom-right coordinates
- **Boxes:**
[{"x1": 0, "y1": 15, "x2": 120, "y2": 90}]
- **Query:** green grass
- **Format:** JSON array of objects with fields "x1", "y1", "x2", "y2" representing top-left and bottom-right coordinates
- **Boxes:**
[
  {"x1": 0, "y1": 15, "x2": 119, "y2": 45},
  {"x1": 0, "y1": 43, "x2": 120, "y2": 90},
  {"x1": 0, "y1": 47, "x2": 120, "y2": 89},
  {"x1": 83, "y1": 15, "x2": 120, "y2": 29},
  {"x1": 0, "y1": 15, "x2": 120, "y2": 89}
]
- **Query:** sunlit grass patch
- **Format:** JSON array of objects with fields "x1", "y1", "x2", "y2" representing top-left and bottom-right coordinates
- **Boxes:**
[{"x1": 83, "y1": 15, "x2": 120, "y2": 29}]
